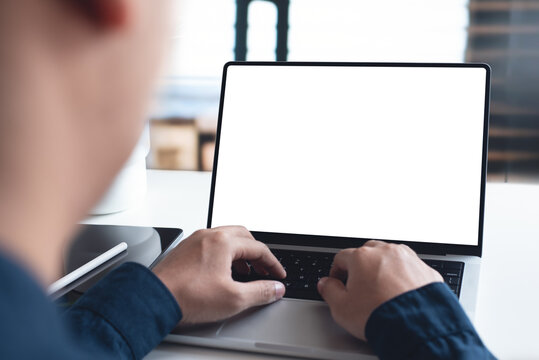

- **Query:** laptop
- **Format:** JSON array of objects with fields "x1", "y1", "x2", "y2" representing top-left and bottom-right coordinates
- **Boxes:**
[{"x1": 167, "y1": 62, "x2": 490, "y2": 360}]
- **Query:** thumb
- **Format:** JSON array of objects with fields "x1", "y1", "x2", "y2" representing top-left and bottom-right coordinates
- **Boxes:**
[
  {"x1": 237, "y1": 280, "x2": 286, "y2": 309},
  {"x1": 318, "y1": 276, "x2": 347, "y2": 308}
]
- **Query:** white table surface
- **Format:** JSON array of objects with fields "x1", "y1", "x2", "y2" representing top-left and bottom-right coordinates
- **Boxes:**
[{"x1": 85, "y1": 169, "x2": 539, "y2": 360}]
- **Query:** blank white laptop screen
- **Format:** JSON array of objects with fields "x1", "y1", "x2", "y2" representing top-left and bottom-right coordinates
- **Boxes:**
[{"x1": 211, "y1": 64, "x2": 488, "y2": 246}]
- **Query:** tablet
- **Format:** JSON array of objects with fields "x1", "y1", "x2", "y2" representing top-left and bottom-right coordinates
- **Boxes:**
[{"x1": 50, "y1": 225, "x2": 182, "y2": 300}]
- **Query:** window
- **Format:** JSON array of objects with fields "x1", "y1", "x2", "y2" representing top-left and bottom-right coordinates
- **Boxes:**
[{"x1": 149, "y1": 0, "x2": 539, "y2": 182}]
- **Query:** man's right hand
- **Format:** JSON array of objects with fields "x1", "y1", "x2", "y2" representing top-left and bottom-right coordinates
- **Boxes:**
[{"x1": 317, "y1": 240, "x2": 443, "y2": 341}]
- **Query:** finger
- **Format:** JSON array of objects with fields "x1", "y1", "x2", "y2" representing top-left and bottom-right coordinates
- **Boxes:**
[
  {"x1": 231, "y1": 238, "x2": 286, "y2": 279},
  {"x1": 329, "y1": 264, "x2": 348, "y2": 282},
  {"x1": 329, "y1": 249, "x2": 355, "y2": 280},
  {"x1": 317, "y1": 276, "x2": 347, "y2": 309},
  {"x1": 236, "y1": 280, "x2": 286, "y2": 308},
  {"x1": 232, "y1": 259, "x2": 250, "y2": 275}
]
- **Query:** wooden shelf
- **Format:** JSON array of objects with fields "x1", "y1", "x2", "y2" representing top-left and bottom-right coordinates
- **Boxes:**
[
  {"x1": 467, "y1": 25, "x2": 539, "y2": 35},
  {"x1": 469, "y1": 2, "x2": 539, "y2": 12},
  {"x1": 488, "y1": 151, "x2": 539, "y2": 161},
  {"x1": 489, "y1": 127, "x2": 539, "y2": 138}
]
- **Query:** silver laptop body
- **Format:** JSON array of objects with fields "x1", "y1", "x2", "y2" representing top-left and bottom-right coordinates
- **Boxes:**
[{"x1": 166, "y1": 62, "x2": 490, "y2": 360}]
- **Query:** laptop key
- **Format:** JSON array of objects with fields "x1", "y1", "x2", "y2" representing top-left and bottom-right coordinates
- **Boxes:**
[
  {"x1": 445, "y1": 276, "x2": 460, "y2": 285},
  {"x1": 444, "y1": 271, "x2": 461, "y2": 278},
  {"x1": 443, "y1": 261, "x2": 465, "y2": 270},
  {"x1": 426, "y1": 261, "x2": 442, "y2": 270}
]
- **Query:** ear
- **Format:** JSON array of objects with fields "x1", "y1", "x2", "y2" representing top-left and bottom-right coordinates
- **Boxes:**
[{"x1": 77, "y1": 0, "x2": 131, "y2": 29}]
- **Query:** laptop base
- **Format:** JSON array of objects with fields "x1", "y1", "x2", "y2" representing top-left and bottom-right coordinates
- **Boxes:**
[{"x1": 168, "y1": 298, "x2": 376, "y2": 360}]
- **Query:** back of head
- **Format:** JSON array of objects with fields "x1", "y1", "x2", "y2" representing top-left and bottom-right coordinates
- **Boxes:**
[{"x1": 0, "y1": 0, "x2": 170, "y2": 283}]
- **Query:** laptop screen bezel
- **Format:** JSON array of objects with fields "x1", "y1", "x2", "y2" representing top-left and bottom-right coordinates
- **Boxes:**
[{"x1": 208, "y1": 61, "x2": 490, "y2": 257}]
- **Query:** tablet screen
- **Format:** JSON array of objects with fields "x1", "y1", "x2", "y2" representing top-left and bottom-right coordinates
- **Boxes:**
[{"x1": 51, "y1": 225, "x2": 182, "y2": 299}]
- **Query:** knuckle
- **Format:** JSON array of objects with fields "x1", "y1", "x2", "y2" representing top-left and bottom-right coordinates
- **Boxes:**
[
  {"x1": 355, "y1": 246, "x2": 368, "y2": 257},
  {"x1": 211, "y1": 229, "x2": 229, "y2": 245},
  {"x1": 397, "y1": 244, "x2": 417, "y2": 258},
  {"x1": 199, "y1": 234, "x2": 222, "y2": 252},
  {"x1": 389, "y1": 243, "x2": 404, "y2": 254},
  {"x1": 237, "y1": 225, "x2": 249, "y2": 233},
  {"x1": 197, "y1": 239, "x2": 211, "y2": 256},
  {"x1": 192, "y1": 229, "x2": 205, "y2": 238},
  {"x1": 400, "y1": 244, "x2": 413, "y2": 252},
  {"x1": 396, "y1": 244, "x2": 408, "y2": 253}
]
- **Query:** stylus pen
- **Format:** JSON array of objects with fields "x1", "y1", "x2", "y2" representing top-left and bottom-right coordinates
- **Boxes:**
[{"x1": 47, "y1": 242, "x2": 128, "y2": 296}]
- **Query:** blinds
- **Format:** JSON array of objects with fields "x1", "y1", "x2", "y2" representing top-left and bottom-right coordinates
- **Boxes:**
[{"x1": 466, "y1": 0, "x2": 539, "y2": 181}]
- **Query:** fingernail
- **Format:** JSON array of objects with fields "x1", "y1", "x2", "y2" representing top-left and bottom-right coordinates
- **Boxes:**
[
  {"x1": 274, "y1": 282, "x2": 285, "y2": 300},
  {"x1": 318, "y1": 277, "x2": 327, "y2": 287}
]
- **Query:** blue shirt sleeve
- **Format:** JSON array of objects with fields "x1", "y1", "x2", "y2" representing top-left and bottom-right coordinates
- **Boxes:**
[
  {"x1": 0, "y1": 252, "x2": 181, "y2": 360},
  {"x1": 365, "y1": 282, "x2": 496, "y2": 360},
  {"x1": 0, "y1": 252, "x2": 97, "y2": 359},
  {"x1": 64, "y1": 262, "x2": 182, "y2": 360}
]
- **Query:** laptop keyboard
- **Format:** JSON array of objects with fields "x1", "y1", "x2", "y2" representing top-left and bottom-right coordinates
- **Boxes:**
[{"x1": 232, "y1": 249, "x2": 464, "y2": 301}]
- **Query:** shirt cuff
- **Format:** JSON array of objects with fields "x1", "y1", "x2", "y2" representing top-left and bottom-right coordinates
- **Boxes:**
[
  {"x1": 365, "y1": 282, "x2": 479, "y2": 360},
  {"x1": 71, "y1": 262, "x2": 182, "y2": 359}
]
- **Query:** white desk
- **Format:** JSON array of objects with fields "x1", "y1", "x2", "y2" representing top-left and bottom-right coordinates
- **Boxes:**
[{"x1": 85, "y1": 170, "x2": 539, "y2": 359}]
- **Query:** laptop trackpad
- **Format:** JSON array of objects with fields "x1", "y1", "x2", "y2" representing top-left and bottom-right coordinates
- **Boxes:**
[{"x1": 218, "y1": 299, "x2": 373, "y2": 356}]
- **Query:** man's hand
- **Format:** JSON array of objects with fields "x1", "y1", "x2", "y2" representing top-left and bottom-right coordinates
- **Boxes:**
[
  {"x1": 152, "y1": 226, "x2": 286, "y2": 324},
  {"x1": 317, "y1": 240, "x2": 443, "y2": 341}
]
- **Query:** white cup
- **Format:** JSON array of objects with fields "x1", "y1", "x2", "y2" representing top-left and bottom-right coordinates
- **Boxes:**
[{"x1": 90, "y1": 125, "x2": 150, "y2": 215}]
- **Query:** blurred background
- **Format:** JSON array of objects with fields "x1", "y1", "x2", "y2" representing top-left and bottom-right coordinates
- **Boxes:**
[{"x1": 148, "y1": 0, "x2": 539, "y2": 183}]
